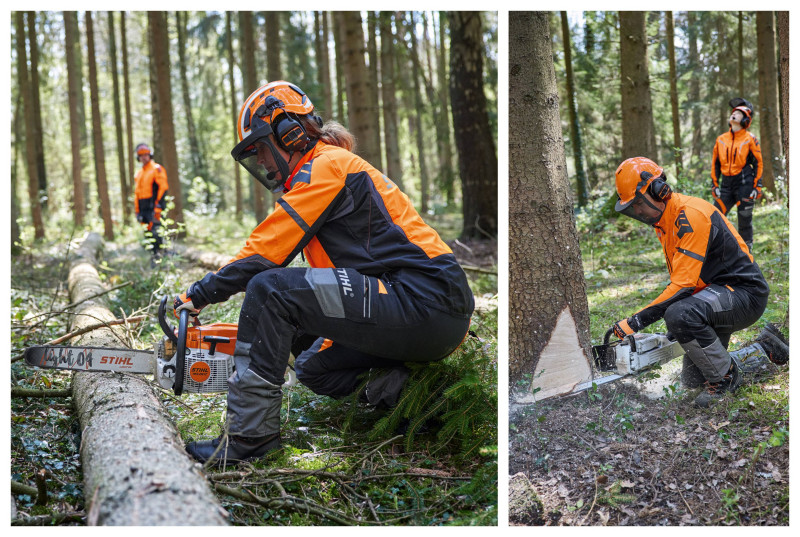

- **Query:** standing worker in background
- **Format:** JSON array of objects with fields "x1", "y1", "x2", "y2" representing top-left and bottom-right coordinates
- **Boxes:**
[
  {"x1": 133, "y1": 143, "x2": 169, "y2": 259},
  {"x1": 711, "y1": 98, "x2": 763, "y2": 251},
  {"x1": 172, "y1": 81, "x2": 474, "y2": 465}
]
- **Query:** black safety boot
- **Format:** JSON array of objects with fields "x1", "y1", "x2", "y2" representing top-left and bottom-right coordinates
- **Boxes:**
[
  {"x1": 756, "y1": 323, "x2": 789, "y2": 365},
  {"x1": 186, "y1": 433, "x2": 281, "y2": 466},
  {"x1": 693, "y1": 359, "x2": 742, "y2": 408}
]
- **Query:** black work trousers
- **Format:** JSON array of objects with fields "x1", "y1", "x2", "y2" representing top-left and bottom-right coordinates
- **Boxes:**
[
  {"x1": 237, "y1": 267, "x2": 470, "y2": 396},
  {"x1": 713, "y1": 174, "x2": 756, "y2": 246}
]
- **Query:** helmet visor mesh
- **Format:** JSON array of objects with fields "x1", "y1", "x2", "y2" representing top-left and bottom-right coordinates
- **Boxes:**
[{"x1": 615, "y1": 192, "x2": 664, "y2": 225}]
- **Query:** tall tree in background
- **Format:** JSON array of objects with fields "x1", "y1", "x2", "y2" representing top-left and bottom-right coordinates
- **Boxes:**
[
  {"x1": 776, "y1": 11, "x2": 788, "y2": 196},
  {"x1": 15, "y1": 12, "x2": 44, "y2": 239},
  {"x1": 177, "y1": 12, "x2": 209, "y2": 199},
  {"x1": 337, "y1": 11, "x2": 382, "y2": 166},
  {"x1": 619, "y1": 11, "x2": 656, "y2": 160},
  {"x1": 86, "y1": 11, "x2": 114, "y2": 240},
  {"x1": 449, "y1": 11, "x2": 497, "y2": 239},
  {"x1": 26, "y1": 12, "x2": 47, "y2": 207},
  {"x1": 332, "y1": 15, "x2": 346, "y2": 125},
  {"x1": 559, "y1": 11, "x2": 588, "y2": 207},
  {"x1": 239, "y1": 11, "x2": 266, "y2": 222},
  {"x1": 265, "y1": 12, "x2": 281, "y2": 81},
  {"x1": 366, "y1": 11, "x2": 383, "y2": 173},
  {"x1": 665, "y1": 11, "x2": 683, "y2": 178},
  {"x1": 738, "y1": 12, "x2": 745, "y2": 96},
  {"x1": 756, "y1": 11, "x2": 782, "y2": 194},
  {"x1": 121, "y1": 12, "x2": 135, "y2": 194},
  {"x1": 11, "y1": 98, "x2": 22, "y2": 253},
  {"x1": 149, "y1": 11, "x2": 185, "y2": 230},
  {"x1": 437, "y1": 12, "x2": 455, "y2": 205},
  {"x1": 64, "y1": 10, "x2": 85, "y2": 227},
  {"x1": 108, "y1": 12, "x2": 130, "y2": 220},
  {"x1": 509, "y1": 11, "x2": 592, "y2": 396},
  {"x1": 226, "y1": 12, "x2": 243, "y2": 217},
  {"x1": 379, "y1": 11, "x2": 403, "y2": 189},
  {"x1": 408, "y1": 12, "x2": 431, "y2": 214},
  {"x1": 687, "y1": 12, "x2": 703, "y2": 162},
  {"x1": 319, "y1": 12, "x2": 333, "y2": 116}
]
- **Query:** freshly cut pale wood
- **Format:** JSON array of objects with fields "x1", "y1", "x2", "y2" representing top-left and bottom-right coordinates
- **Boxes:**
[
  {"x1": 516, "y1": 307, "x2": 594, "y2": 402},
  {"x1": 69, "y1": 233, "x2": 228, "y2": 526}
]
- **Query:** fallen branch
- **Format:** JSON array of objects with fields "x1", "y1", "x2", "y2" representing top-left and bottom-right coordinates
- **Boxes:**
[
  {"x1": 11, "y1": 387, "x2": 72, "y2": 399},
  {"x1": 43, "y1": 315, "x2": 146, "y2": 345},
  {"x1": 460, "y1": 265, "x2": 497, "y2": 275},
  {"x1": 348, "y1": 435, "x2": 403, "y2": 472},
  {"x1": 11, "y1": 512, "x2": 85, "y2": 526},
  {"x1": 11, "y1": 480, "x2": 39, "y2": 498}
]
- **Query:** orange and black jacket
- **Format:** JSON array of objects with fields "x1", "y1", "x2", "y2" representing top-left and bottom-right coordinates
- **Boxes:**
[
  {"x1": 134, "y1": 160, "x2": 169, "y2": 221},
  {"x1": 711, "y1": 128, "x2": 763, "y2": 189},
  {"x1": 189, "y1": 141, "x2": 474, "y2": 317},
  {"x1": 631, "y1": 193, "x2": 768, "y2": 329}
]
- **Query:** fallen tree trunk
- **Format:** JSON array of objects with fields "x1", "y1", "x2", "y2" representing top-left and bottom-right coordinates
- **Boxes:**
[
  {"x1": 171, "y1": 243, "x2": 232, "y2": 270},
  {"x1": 68, "y1": 233, "x2": 228, "y2": 526}
]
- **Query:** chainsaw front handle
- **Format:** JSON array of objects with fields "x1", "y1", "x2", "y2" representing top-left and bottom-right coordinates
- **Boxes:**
[{"x1": 174, "y1": 308, "x2": 190, "y2": 396}]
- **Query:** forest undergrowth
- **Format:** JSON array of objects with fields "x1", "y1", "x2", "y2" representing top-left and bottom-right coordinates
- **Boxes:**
[
  {"x1": 10, "y1": 211, "x2": 498, "y2": 526},
  {"x1": 510, "y1": 198, "x2": 789, "y2": 526}
]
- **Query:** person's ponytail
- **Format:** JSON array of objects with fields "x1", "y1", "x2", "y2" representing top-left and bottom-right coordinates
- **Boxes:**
[{"x1": 301, "y1": 116, "x2": 356, "y2": 152}]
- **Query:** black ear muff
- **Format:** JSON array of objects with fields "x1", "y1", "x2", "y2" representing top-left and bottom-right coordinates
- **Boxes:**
[
  {"x1": 273, "y1": 113, "x2": 309, "y2": 152},
  {"x1": 740, "y1": 112, "x2": 751, "y2": 129},
  {"x1": 649, "y1": 173, "x2": 672, "y2": 201}
]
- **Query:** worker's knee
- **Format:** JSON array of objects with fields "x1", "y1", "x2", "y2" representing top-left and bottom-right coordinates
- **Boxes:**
[{"x1": 663, "y1": 301, "x2": 704, "y2": 340}]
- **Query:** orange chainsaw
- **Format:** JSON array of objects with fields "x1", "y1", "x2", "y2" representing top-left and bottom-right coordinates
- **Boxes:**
[{"x1": 23, "y1": 296, "x2": 296, "y2": 395}]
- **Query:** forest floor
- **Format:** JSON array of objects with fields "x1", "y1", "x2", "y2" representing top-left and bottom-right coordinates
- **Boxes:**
[
  {"x1": 509, "y1": 200, "x2": 790, "y2": 526},
  {"x1": 10, "y1": 211, "x2": 498, "y2": 526}
]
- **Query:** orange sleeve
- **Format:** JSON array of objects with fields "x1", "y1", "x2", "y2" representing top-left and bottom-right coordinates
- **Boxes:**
[
  {"x1": 711, "y1": 139, "x2": 720, "y2": 187},
  {"x1": 155, "y1": 166, "x2": 169, "y2": 206},
  {"x1": 750, "y1": 135, "x2": 763, "y2": 184}
]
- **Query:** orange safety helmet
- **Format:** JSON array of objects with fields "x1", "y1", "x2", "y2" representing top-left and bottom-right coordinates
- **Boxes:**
[
  {"x1": 729, "y1": 97, "x2": 753, "y2": 129},
  {"x1": 615, "y1": 157, "x2": 670, "y2": 225},
  {"x1": 135, "y1": 143, "x2": 153, "y2": 162},
  {"x1": 231, "y1": 81, "x2": 319, "y2": 192}
]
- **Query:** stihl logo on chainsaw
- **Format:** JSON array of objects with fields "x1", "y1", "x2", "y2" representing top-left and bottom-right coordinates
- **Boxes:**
[
  {"x1": 189, "y1": 361, "x2": 211, "y2": 383},
  {"x1": 100, "y1": 356, "x2": 135, "y2": 367}
]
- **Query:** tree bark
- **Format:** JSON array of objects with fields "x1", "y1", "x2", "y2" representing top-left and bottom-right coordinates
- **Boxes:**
[
  {"x1": 738, "y1": 12, "x2": 745, "y2": 97},
  {"x1": 776, "y1": 11, "x2": 789, "y2": 198},
  {"x1": 366, "y1": 11, "x2": 383, "y2": 173},
  {"x1": 619, "y1": 11, "x2": 656, "y2": 160},
  {"x1": 26, "y1": 12, "x2": 47, "y2": 206},
  {"x1": 756, "y1": 11, "x2": 783, "y2": 194},
  {"x1": 240, "y1": 11, "x2": 266, "y2": 222},
  {"x1": 560, "y1": 12, "x2": 589, "y2": 206},
  {"x1": 121, "y1": 12, "x2": 135, "y2": 197},
  {"x1": 333, "y1": 15, "x2": 347, "y2": 125},
  {"x1": 265, "y1": 11, "x2": 281, "y2": 81},
  {"x1": 509, "y1": 11, "x2": 592, "y2": 397},
  {"x1": 67, "y1": 233, "x2": 228, "y2": 526},
  {"x1": 108, "y1": 12, "x2": 130, "y2": 221},
  {"x1": 449, "y1": 11, "x2": 498, "y2": 239},
  {"x1": 15, "y1": 12, "x2": 44, "y2": 239},
  {"x1": 687, "y1": 11, "x2": 703, "y2": 162},
  {"x1": 320, "y1": 12, "x2": 333, "y2": 117},
  {"x1": 11, "y1": 94, "x2": 22, "y2": 254},
  {"x1": 150, "y1": 11, "x2": 185, "y2": 231},
  {"x1": 408, "y1": 12, "x2": 430, "y2": 214},
  {"x1": 437, "y1": 12, "x2": 455, "y2": 205},
  {"x1": 226, "y1": 12, "x2": 243, "y2": 218},
  {"x1": 379, "y1": 12, "x2": 404, "y2": 190},
  {"x1": 64, "y1": 11, "x2": 85, "y2": 228},
  {"x1": 86, "y1": 11, "x2": 114, "y2": 240},
  {"x1": 665, "y1": 11, "x2": 683, "y2": 178},
  {"x1": 337, "y1": 11, "x2": 382, "y2": 166}
]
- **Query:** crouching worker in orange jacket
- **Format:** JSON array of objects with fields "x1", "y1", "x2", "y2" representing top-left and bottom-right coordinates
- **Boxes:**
[
  {"x1": 172, "y1": 81, "x2": 475, "y2": 465},
  {"x1": 711, "y1": 98, "x2": 763, "y2": 251},
  {"x1": 133, "y1": 143, "x2": 169, "y2": 257},
  {"x1": 611, "y1": 157, "x2": 786, "y2": 408}
]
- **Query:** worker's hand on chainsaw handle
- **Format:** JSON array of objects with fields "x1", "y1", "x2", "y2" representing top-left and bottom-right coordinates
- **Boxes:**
[
  {"x1": 173, "y1": 291, "x2": 202, "y2": 319},
  {"x1": 612, "y1": 316, "x2": 642, "y2": 340}
]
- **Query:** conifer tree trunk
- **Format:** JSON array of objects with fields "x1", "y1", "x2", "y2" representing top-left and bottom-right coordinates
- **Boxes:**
[
  {"x1": 26, "y1": 12, "x2": 47, "y2": 208},
  {"x1": 149, "y1": 11, "x2": 185, "y2": 231},
  {"x1": 509, "y1": 11, "x2": 592, "y2": 397},
  {"x1": 226, "y1": 12, "x2": 243, "y2": 218},
  {"x1": 408, "y1": 12, "x2": 430, "y2": 214},
  {"x1": 687, "y1": 12, "x2": 703, "y2": 162},
  {"x1": 449, "y1": 11, "x2": 497, "y2": 239},
  {"x1": 379, "y1": 12, "x2": 403, "y2": 190},
  {"x1": 320, "y1": 12, "x2": 333, "y2": 117},
  {"x1": 108, "y1": 12, "x2": 130, "y2": 220},
  {"x1": 176, "y1": 12, "x2": 210, "y2": 202},
  {"x1": 560, "y1": 11, "x2": 588, "y2": 206},
  {"x1": 738, "y1": 12, "x2": 745, "y2": 97},
  {"x1": 756, "y1": 11, "x2": 782, "y2": 194},
  {"x1": 333, "y1": 15, "x2": 347, "y2": 125},
  {"x1": 336, "y1": 11, "x2": 382, "y2": 166},
  {"x1": 666, "y1": 11, "x2": 683, "y2": 178},
  {"x1": 121, "y1": 12, "x2": 135, "y2": 195},
  {"x1": 240, "y1": 11, "x2": 266, "y2": 222},
  {"x1": 366, "y1": 11, "x2": 383, "y2": 172},
  {"x1": 265, "y1": 12, "x2": 281, "y2": 81},
  {"x1": 64, "y1": 11, "x2": 85, "y2": 228},
  {"x1": 15, "y1": 13, "x2": 44, "y2": 239},
  {"x1": 86, "y1": 11, "x2": 114, "y2": 240},
  {"x1": 11, "y1": 99, "x2": 22, "y2": 254},
  {"x1": 147, "y1": 16, "x2": 162, "y2": 164},
  {"x1": 619, "y1": 11, "x2": 656, "y2": 160},
  {"x1": 437, "y1": 12, "x2": 455, "y2": 205},
  {"x1": 776, "y1": 11, "x2": 789, "y2": 196}
]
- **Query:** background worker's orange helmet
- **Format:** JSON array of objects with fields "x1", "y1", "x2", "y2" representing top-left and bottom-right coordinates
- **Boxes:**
[
  {"x1": 615, "y1": 157, "x2": 669, "y2": 225},
  {"x1": 729, "y1": 97, "x2": 754, "y2": 129},
  {"x1": 135, "y1": 143, "x2": 153, "y2": 162},
  {"x1": 231, "y1": 81, "x2": 319, "y2": 192}
]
